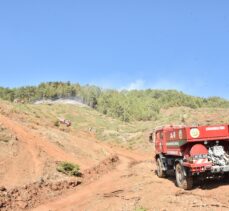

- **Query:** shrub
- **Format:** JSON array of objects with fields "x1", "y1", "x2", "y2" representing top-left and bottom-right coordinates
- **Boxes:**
[
  {"x1": 57, "y1": 161, "x2": 80, "y2": 176},
  {"x1": 135, "y1": 207, "x2": 148, "y2": 211},
  {"x1": 54, "y1": 120, "x2": 60, "y2": 127}
]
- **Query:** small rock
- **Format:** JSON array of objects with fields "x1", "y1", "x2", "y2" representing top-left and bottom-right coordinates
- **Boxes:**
[
  {"x1": 50, "y1": 183, "x2": 59, "y2": 191},
  {"x1": 17, "y1": 201, "x2": 28, "y2": 209},
  {"x1": 9, "y1": 188, "x2": 18, "y2": 195},
  {"x1": 23, "y1": 185, "x2": 28, "y2": 190},
  {"x1": 39, "y1": 177, "x2": 45, "y2": 184},
  {"x1": 0, "y1": 186, "x2": 6, "y2": 192}
]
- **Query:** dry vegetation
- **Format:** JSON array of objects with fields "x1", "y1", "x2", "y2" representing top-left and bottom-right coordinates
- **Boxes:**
[{"x1": 1, "y1": 100, "x2": 229, "y2": 152}]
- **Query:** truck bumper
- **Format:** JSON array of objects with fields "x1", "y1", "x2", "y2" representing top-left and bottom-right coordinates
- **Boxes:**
[
  {"x1": 183, "y1": 162, "x2": 229, "y2": 174},
  {"x1": 183, "y1": 162, "x2": 212, "y2": 173}
]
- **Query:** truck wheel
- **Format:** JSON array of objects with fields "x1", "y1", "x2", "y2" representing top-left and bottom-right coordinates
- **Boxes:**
[
  {"x1": 175, "y1": 163, "x2": 193, "y2": 190},
  {"x1": 156, "y1": 158, "x2": 166, "y2": 178}
]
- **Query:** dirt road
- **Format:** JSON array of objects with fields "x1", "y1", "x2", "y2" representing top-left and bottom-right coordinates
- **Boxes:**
[{"x1": 31, "y1": 156, "x2": 229, "y2": 211}]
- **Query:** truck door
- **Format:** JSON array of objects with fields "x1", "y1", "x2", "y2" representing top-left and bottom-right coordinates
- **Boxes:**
[
  {"x1": 155, "y1": 130, "x2": 165, "y2": 153},
  {"x1": 159, "y1": 130, "x2": 166, "y2": 153}
]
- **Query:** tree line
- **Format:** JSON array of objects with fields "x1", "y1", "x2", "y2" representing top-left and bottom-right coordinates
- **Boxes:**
[{"x1": 0, "y1": 82, "x2": 228, "y2": 121}]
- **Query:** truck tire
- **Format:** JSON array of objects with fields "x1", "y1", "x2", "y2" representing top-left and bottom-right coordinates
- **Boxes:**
[
  {"x1": 156, "y1": 158, "x2": 166, "y2": 178},
  {"x1": 175, "y1": 163, "x2": 193, "y2": 190}
]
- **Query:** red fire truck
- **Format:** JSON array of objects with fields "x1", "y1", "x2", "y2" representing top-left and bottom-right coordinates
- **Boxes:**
[{"x1": 150, "y1": 124, "x2": 229, "y2": 189}]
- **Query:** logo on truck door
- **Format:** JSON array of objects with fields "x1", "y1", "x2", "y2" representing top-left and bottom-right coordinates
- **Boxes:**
[{"x1": 190, "y1": 128, "x2": 200, "y2": 138}]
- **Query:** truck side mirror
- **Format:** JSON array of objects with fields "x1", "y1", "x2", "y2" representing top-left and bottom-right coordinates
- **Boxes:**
[{"x1": 149, "y1": 133, "x2": 153, "y2": 143}]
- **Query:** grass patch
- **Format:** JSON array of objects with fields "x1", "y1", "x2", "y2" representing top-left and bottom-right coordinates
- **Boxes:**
[
  {"x1": 57, "y1": 161, "x2": 80, "y2": 176},
  {"x1": 135, "y1": 207, "x2": 148, "y2": 211},
  {"x1": 0, "y1": 139, "x2": 9, "y2": 143}
]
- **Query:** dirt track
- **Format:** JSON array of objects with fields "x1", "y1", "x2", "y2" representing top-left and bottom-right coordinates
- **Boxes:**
[
  {"x1": 0, "y1": 114, "x2": 87, "y2": 188},
  {"x1": 30, "y1": 159, "x2": 229, "y2": 211},
  {"x1": 31, "y1": 155, "x2": 229, "y2": 211},
  {"x1": 1, "y1": 114, "x2": 229, "y2": 210}
]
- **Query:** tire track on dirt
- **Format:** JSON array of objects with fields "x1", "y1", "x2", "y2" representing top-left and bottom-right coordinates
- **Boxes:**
[{"x1": 0, "y1": 114, "x2": 85, "y2": 164}]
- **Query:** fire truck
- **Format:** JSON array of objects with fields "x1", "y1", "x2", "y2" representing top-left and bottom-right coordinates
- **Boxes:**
[{"x1": 149, "y1": 124, "x2": 229, "y2": 189}]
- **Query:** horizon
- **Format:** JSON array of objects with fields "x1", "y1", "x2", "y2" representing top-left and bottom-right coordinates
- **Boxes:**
[{"x1": 1, "y1": 1, "x2": 229, "y2": 98}]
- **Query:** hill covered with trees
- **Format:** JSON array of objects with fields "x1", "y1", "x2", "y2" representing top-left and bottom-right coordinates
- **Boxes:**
[{"x1": 0, "y1": 82, "x2": 228, "y2": 121}]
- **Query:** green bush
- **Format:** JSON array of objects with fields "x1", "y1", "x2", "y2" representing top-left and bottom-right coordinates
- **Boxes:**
[
  {"x1": 54, "y1": 120, "x2": 60, "y2": 127},
  {"x1": 135, "y1": 207, "x2": 148, "y2": 211},
  {"x1": 57, "y1": 161, "x2": 80, "y2": 176}
]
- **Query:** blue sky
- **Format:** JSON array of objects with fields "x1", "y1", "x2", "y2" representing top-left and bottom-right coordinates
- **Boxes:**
[{"x1": 0, "y1": 1, "x2": 229, "y2": 98}]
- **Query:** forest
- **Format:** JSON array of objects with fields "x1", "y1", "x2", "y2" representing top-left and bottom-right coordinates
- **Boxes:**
[{"x1": 0, "y1": 82, "x2": 228, "y2": 122}]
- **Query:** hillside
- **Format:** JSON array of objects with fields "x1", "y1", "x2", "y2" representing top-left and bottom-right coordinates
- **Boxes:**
[
  {"x1": 1, "y1": 100, "x2": 229, "y2": 210},
  {"x1": 1, "y1": 100, "x2": 229, "y2": 152},
  {"x1": 1, "y1": 82, "x2": 229, "y2": 122}
]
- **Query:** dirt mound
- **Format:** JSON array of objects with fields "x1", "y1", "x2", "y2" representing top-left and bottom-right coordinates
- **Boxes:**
[
  {"x1": 0, "y1": 178, "x2": 81, "y2": 211},
  {"x1": 0, "y1": 155, "x2": 119, "y2": 211},
  {"x1": 83, "y1": 154, "x2": 119, "y2": 181}
]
